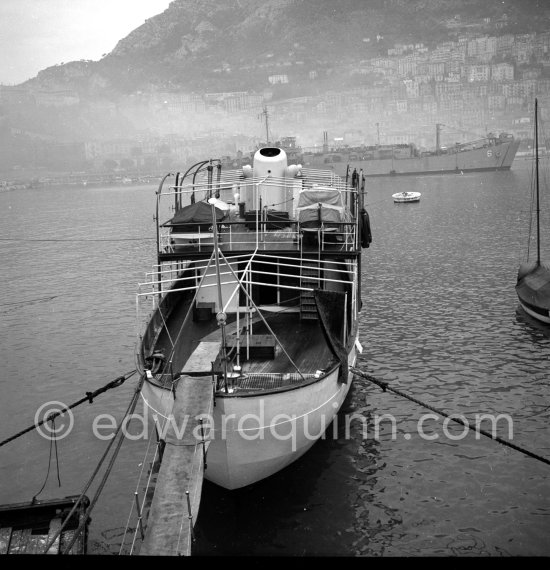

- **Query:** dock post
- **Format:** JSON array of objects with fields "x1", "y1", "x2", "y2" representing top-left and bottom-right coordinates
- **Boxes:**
[
  {"x1": 134, "y1": 492, "x2": 145, "y2": 541},
  {"x1": 185, "y1": 491, "x2": 195, "y2": 543}
]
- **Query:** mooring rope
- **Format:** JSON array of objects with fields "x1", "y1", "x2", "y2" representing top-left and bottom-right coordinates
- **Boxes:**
[
  {"x1": 350, "y1": 366, "x2": 550, "y2": 467},
  {"x1": 0, "y1": 370, "x2": 137, "y2": 448},
  {"x1": 32, "y1": 418, "x2": 62, "y2": 501},
  {"x1": 46, "y1": 374, "x2": 145, "y2": 555}
]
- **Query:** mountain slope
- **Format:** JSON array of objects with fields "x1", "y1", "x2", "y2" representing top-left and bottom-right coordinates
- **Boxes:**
[{"x1": 23, "y1": 0, "x2": 549, "y2": 95}]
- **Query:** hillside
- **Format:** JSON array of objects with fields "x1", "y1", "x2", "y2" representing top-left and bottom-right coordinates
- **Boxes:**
[
  {"x1": 22, "y1": 0, "x2": 550, "y2": 95},
  {"x1": 1, "y1": 0, "x2": 549, "y2": 175}
]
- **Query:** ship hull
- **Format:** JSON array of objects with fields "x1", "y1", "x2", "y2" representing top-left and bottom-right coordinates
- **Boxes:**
[
  {"x1": 306, "y1": 139, "x2": 520, "y2": 177},
  {"x1": 141, "y1": 344, "x2": 357, "y2": 490},
  {"x1": 516, "y1": 261, "x2": 550, "y2": 324},
  {"x1": 517, "y1": 300, "x2": 550, "y2": 323}
]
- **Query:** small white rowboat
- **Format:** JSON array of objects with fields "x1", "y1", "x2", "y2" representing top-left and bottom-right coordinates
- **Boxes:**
[{"x1": 393, "y1": 191, "x2": 421, "y2": 203}]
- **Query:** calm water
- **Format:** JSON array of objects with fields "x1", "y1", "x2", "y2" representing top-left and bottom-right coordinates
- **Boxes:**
[{"x1": 0, "y1": 161, "x2": 549, "y2": 556}]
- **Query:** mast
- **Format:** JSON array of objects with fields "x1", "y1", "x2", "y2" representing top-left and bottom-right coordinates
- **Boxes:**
[
  {"x1": 209, "y1": 196, "x2": 230, "y2": 391},
  {"x1": 261, "y1": 106, "x2": 270, "y2": 145},
  {"x1": 536, "y1": 98, "x2": 541, "y2": 266}
]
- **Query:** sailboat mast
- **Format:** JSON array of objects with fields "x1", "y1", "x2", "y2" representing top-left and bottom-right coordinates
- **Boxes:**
[{"x1": 536, "y1": 98, "x2": 541, "y2": 266}]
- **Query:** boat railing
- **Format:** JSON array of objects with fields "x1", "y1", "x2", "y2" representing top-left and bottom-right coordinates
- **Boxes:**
[
  {"x1": 135, "y1": 251, "x2": 356, "y2": 355},
  {"x1": 158, "y1": 219, "x2": 357, "y2": 254},
  {"x1": 138, "y1": 253, "x2": 354, "y2": 301}
]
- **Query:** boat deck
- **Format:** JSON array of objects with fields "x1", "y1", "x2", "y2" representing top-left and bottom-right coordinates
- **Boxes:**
[
  {"x1": 0, "y1": 496, "x2": 89, "y2": 555},
  {"x1": 152, "y1": 309, "x2": 337, "y2": 395}
]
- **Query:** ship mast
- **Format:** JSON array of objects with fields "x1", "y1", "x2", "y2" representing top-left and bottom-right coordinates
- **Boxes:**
[
  {"x1": 261, "y1": 105, "x2": 270, "y2": 145},
  {"x1": 535, "y1": 98, "x2": 541, "y2": 266}
]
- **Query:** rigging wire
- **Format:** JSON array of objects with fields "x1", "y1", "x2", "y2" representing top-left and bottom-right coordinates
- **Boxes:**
[
  {"x1": 120, "y1": 414, "x2": 161, "y2": 555},
  {"x1": 0, "y1": 370, "x2": 136, "y2": 448},
  {"x1": 0, "y1": 237, "x2": 155, "y2": 242},
  {"x1": 0, "y1": 295, "x2": 57, "y2": 307},
  {"x1": 350, "y1": 366, "x2": 550, "y2": 467},
  {"x1": 47, "y1": 374, "x2": 145, "y2": 555},
  {"x1": 128, "y1": 437, "x2": 163, "y2": 555}
]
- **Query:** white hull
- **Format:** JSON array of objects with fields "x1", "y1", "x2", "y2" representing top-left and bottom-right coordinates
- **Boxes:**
[
  {"x1": 141, "y1": 345, "x2": 357, "y2": 490},
  {"x1": 393, "y1": 192, "x2": 421, "y2": 203}
]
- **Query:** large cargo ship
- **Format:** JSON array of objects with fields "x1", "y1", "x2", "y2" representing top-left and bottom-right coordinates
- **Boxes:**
[
  {"x1": 224, "y1": 125, "x2": 520, "y2": 178},
  {"x1": 301, "y1": 127, "x2": 520, "y2": 177}
]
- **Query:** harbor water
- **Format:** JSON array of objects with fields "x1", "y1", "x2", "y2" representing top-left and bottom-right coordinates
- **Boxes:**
[{"x1": 0, "y1": 161, "x2": 549, "y2": 556}]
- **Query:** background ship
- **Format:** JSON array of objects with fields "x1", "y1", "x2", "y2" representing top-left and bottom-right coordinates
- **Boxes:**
[
  {"x1": 305, "y1": 128, "x2": 520, "y2": 177},
  {"x1": 226, "y1": 124, "x2": 520, "y2": 178}
]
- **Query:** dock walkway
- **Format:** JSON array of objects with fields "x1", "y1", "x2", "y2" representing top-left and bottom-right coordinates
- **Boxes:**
[{"x1": 140, "y1": 375, "x2": 213, "y2": 556}]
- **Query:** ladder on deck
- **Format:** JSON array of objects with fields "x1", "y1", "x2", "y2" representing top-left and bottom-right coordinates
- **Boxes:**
[{"x1": 300, "y1": 257, "x2": 320, "y2": 320}]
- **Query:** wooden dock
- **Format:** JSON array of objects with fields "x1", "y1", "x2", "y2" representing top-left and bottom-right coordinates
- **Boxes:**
[{"x1": 140, "y1": 375, "x2": 213, "y2": 556}]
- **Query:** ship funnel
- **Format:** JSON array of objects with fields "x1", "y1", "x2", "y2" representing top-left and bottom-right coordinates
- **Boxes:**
[
  {"x1": 253, "y1": 147, "x2": 288, "y2": 178},
  {"x1": 240, "y1": 147, "x2": 301, "y2": 213},
  {"x1": 240, "y1": 147, "x2": 288, "y2": 212}
]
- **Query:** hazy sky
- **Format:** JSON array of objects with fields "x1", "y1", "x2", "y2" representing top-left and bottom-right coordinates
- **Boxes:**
[{"x1": 0, "y1": 0, "x2": 173, "y2": 85}]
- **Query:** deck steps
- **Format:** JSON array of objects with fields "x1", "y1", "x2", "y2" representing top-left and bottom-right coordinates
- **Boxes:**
[
  {"x1": 300, "y1": 260, "x2": 320, "y2": 320},
  {"x1": 140, "y1": 375, "x2": 213, "y2": 557}
]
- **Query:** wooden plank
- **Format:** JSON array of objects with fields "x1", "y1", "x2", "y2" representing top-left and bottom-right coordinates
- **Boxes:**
[
  {"x1": 46, "y1": 517, "x2": 62, "y2": 554},
  {"x1": 16, "y1": 528, "x2": 32, "y2": 554},
  {"x1": 26, "y1": 533, "x2": 49, "y2": 554},
  {"x1": 7, "y1": 529, "x2": 22, "y2": 554},
  {"x1": 7, "y1": 528, "x2": 31, "y2": 554},
  {"x1": 0, "y1": 527, "x2": 12, "y2": 554},
  {"x1": 181, "y1": 341, "x2": 221, "y2": 374},
  {"x1": 60, "y1": 529, "x2": 79, "y2": 554},
  {"x1": 140, "y1": 376, "x2": 213, "y2": 556}
]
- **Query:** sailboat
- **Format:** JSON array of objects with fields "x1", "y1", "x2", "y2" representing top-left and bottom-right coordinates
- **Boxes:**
[
  {"x1": 516, "y1": 98, "x2": 550, "y2": 324},
  {"x1": 135, "y1": 146, "x2": 370, "y2": 554}
]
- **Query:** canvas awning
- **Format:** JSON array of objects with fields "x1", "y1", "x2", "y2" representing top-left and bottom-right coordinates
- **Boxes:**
[
  {"x1": 163, "y1": 201, "x2": 226, "y2": 227},
  {"x1": 296, "y1": 187, "x2": 344, "y2": 225}
]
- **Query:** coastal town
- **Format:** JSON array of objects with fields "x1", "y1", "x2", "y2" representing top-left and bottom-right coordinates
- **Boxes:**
[{"x1": 1, "y1": 14, "x2": 550, "y2": 186}]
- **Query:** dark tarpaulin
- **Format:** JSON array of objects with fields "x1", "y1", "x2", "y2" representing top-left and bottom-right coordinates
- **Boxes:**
[
  {"x1": 313, "y1": 289, "x2": 349, "y2": 383},
  {"x1": 164, "y1": 201, "x2": 225, "y2": 227},
  {"x1": 360, "y1": 208, "x2": 372, "y2": 248}
]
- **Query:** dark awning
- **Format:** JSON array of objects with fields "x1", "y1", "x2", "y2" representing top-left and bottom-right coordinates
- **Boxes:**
[{"x1": 163, "y1": 201, "x2": 226, "y2": 227}]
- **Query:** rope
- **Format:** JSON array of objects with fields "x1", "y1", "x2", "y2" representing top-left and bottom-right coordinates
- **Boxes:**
[
  {"x1": 218, "y1": 248, "x2": 307, "y2": 383},
  {"x1": 128, "y1": 436, "x2": 162, "y2": 555},
  {"x1": 121, "y1": 415, "x2": 162, "y2": 555},
  {"x1": 0, "y1": 295, "x2": 57, "y2": 307},
  {"x1": 121, "y1": 434, "x2": 154, "y2": 554},
  {"x1": 0, "y1": 237, "x2": 155, "y2": 242},
  {"x1": 51, "y1": 375, "x2": 145, "y2": 555},
  {"x1": 32, "y1": 419, "x2": 61, "y2": 501},
  {"x1": 0, "y1": 370, "x2": 136, "y2": 448},
  {"x1": 350, "y1": 366, "x2": 550, "y2": 467}
]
